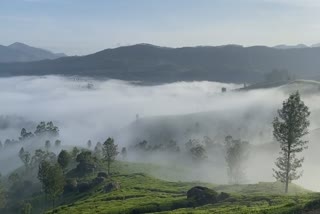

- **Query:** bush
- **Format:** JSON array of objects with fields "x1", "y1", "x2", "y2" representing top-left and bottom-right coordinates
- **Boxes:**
[
  {"x1": 64, "y1": 178, "x2": 78, "y2": 193},
  {"x1": 78, "y1": 182, "x2": 91, "y2": 193},
  {"x1": 97, "y1": 172, "x2": 108, "y2": 178},
  {"x1": 187, "y1": 186, "x2": 218, "y2": 205},
  {"x1": 92, "y1": 176, "x2": 105, "y2": 186}
]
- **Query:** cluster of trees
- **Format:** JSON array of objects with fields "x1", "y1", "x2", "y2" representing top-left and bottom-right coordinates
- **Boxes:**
[
  {"x1": 132, "y1": 139, "x2": 180, "y2": 153},
  {"x1": 0, "y1": 121, "x2": 60, "y2": 151},
  {"x1": 34, "y1": 137, "x2": 119, "y2": 210},
  {"x1": 0, "y1": 120, "x2": 120, "y2": 213}
]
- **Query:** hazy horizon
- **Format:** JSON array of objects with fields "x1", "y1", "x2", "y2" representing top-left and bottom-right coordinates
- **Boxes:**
[{"x1": 2, "y1": 0, "x2": 320, "y2": 55}]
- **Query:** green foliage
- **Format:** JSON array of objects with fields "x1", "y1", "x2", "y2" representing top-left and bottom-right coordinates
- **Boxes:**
[
  {"x1": 273, "y1": 91, "x2": 310, "y2": 193},
  {"x1": 31, "y1": 149, "x2": 56, "y2": 169},
  {"x1": 58, "y1": 150, "x2": 71, "y2": 173},
  {"x1": 75, "y1": 151, "x2": 96, "y2": 176},
  {"x1": 0, "y1": 174, "x2": 6, "y2": 209},
  {"x1": 102, "y1": 138, "x2": 119, "y2": 175},
  {"x1": 8, "y1": 172, "x2": 20, "y2": 185},
  {"x1": 20, "y1": 202, "x2": 32, "y2": 214},
  {"x1": 71, "y1": 147, "x2": 80, "y2": 160},
  {"x1": 38, "y1": 161, "x2": 65, "y2": 209}
]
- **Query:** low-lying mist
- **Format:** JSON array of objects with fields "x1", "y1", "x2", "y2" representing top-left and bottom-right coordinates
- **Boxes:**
[{"x1": 1, "y1": 76, "x2": 320, "y2": 191}]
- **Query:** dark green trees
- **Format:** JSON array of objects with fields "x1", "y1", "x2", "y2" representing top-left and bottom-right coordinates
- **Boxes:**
[
  {"x1": 273, "y1": 91, "x2": 310, "y2": 193},
  {"x1": 57, "y1": 150, "x2": 71, "y2": 174},
  {"x1": 102, "y1": 138, "x2": 119, "y2": 175},
  {"x1": 38, "y1": 161, "x2": 64, "y2": 209},
  {"x1": 75, "y1": 151, "x2": 96, "y2": 175}
]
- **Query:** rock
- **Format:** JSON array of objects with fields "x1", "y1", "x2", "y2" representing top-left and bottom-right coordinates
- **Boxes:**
[
  {"x1": 187, "y1": 186, "x2": 218, "y2": 205},
  {"x1": 78, "y1": 182, "x2": 91, "y2": 193},
  {"x1": 97, "y1": 172, "x2": 108, "y2": 178},
  {"x1": 217, "y1": 192, "x2": 230, "y2": 201},
  {"x1": 64, "y1": 178, "x2": 78, "y2": 193},
  {"x1": 104, "y1": 182, "x2": 120, "y2": 193},
  {"x1": 92, "y1": 176, "x2": 105, "y2": 185}
]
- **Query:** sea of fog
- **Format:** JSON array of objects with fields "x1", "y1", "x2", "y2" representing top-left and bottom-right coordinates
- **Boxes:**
[{"x1": 1, "y1": 76, "x2": 320, "y2": 191}]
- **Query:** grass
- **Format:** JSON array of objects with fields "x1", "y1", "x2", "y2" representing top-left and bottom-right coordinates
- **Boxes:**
[{"x1": 42, "y1": 161, "x2": 320, "y2": 214}]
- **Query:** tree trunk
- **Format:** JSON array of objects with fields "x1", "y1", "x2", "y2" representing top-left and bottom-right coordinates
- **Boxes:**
[
  {"x1": 52, "y1": 198, "x2": 55, "y2": 213},
  {"x1": 285, "y1": 150, "x2": 291, "y2": 194},
  {"x1": 107, "y1": 161, "x2": 110, "y2": 175}
]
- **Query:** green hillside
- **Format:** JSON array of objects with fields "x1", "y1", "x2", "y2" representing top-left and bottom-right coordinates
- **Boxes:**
[{"x1": 32, "y1": 161, "x2": 319, "y2": 214}]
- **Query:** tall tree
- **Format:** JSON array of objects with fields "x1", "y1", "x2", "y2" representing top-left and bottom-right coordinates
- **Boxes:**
[
  {"x1": 102, "y1": 138, "x2": 119, "y2": 175},
  {"x1": 273, "y1": 91, "x2": 310, "y2": 193},
  {"x1": 57, "y1": 150, "x2": 71, "y2": 174},
  {"x1": 225, "y1": 136, "x2": 249, "y2": 184},
  {"x1": 87, "y1": 140, "x2": 92, "y2": 149},
  {"x1": 189, "y1": 144, "x2": 207, "y2": 162},
  {"x1": 121, "y1": 147, "x2": 127, "y2": 160},
  {"x1": 55, "y1": 140, "x2": 61, "y2": 148},
  {"x1": 71, "y1": 147, "x2": 80, "y2": 160},
  {"x1": 45, "y1": 140, "x2": 51, "y2": 151},
  {"x1": 19, "y1": 148, "x2": 31, "y2": 170},
  {"x1": 38, "y1": 161, "x2": 64, "y2": 210}
]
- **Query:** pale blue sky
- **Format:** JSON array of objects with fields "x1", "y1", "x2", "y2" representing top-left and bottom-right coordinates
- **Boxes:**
[{"x1": 1, "y1": 0, "x2": 319, "y2": 55}]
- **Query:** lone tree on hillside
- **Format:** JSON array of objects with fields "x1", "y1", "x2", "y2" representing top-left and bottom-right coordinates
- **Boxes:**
[
  {"x1": 102, "y1": 138, "x2": 119, "y2": 175},
  {"x1": 273, "y1": 91, "x2": 310, "y2": 194}
]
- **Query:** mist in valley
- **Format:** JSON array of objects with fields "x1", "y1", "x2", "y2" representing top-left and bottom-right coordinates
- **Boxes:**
[{"x1": 1, "y1": 76, "x2": 320, "y2": 192}]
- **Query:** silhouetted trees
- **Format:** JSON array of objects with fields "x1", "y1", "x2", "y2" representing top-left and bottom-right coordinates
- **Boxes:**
[
  {"x1": 19, "y1": 147, "x2": 31, "y2": 170},
  {"x1": 55, "y1": 140, "x2": 61, "y2": 148},
  {"x1": 87, "y1": 140, "x2": 92, "y2": 149},
  {"x1": 19, "y1": 128, "x2": 34, "y2": 141},
  {"x1": 273, "y1": 91, "x2": 310, "y2": 193},
  {"x1": 35, "y1": 121, "x2": 59, "y2": 137},
  {"x1": 225, "y1": 136, "x2": 249, "y2": 184}
]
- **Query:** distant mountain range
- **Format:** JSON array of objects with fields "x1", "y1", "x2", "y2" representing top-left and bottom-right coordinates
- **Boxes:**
[
  {"x1": 0, "y1": 42, "x2": 66, "y2": 63},
  {"x1": 1, "y1": 43, "x2": 320, "y2": 84}
]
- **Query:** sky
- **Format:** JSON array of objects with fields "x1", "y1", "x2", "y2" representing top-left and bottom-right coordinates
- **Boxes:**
[{"x1": 1, "y1": 0, "x2": 320, "y2": 55}]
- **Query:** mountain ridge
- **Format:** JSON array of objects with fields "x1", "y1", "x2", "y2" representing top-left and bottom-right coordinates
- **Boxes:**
[
  {"x1": 0, "y1": 42, "x2": 66, "y2": 63},
  {"x1": 1, "y1": 43, "x2": 320, "y2": 84}
]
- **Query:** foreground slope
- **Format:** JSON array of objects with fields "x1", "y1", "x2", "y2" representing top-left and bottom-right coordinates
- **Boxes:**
[{"x1": 45, "y1": 161, "x2": 319, "y2": 214}]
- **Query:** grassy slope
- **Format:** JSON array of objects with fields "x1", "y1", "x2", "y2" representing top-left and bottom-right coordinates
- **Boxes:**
[{"x1": 41, "y1": 161, "x2": 320, "y2": 214}]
